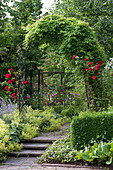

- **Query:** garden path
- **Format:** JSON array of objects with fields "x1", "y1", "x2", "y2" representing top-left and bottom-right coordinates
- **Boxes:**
[{"x1": 1, "y1": 123, "x2": 102, "y2": 169}]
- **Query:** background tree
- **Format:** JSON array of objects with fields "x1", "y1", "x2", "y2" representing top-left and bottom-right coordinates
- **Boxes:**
[{"x1": 51, "y1": 0, "x2": 113, "y2": 59}]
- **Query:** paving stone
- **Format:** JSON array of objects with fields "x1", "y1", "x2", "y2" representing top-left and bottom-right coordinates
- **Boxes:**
[{"x1": 0, "y1": 165, "x2": 8, "y2": 170}]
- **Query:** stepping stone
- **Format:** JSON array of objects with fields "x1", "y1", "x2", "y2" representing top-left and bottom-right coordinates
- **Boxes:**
[
  {"x1": 9, "y1": 150, "x2": 45, "y2": 157},
  {"x1": 23, "y1": 143, "x2": 50, "y2": 150}
]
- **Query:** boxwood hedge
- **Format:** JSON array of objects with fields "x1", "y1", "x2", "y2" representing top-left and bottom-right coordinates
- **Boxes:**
[{"x1": 70, "y1": 111, "x2": 113, "y2": 150}]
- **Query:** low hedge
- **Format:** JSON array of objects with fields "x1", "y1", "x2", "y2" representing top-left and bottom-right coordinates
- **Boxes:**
[{"x1": 70, "y1": 110, "x2": 113, "y2": 150}]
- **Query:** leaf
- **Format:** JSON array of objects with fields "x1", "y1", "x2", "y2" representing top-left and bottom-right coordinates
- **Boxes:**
[
  {"x1": 83, "y1": 152, "x2": 92, "y2": 161},
  {"x1": 106, "y1": 157, "x2": 112, "y2": 165}
]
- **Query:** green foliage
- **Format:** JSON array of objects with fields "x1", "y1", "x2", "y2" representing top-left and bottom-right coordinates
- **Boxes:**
[
  {"x1": 38, "y1": 137, "x2": 113, "y2": 166},
  {"x1": 70, "y1": 108, "x2": 113, "y2": 150},
  {"x1": 25, "y1": 14, "x2": 106, "y2": 66},
  {"x1": 0, "y1": 118, "x2": 23, "y2": 162},
  {"x1": 52, "y1": 0, "x2": 113, "y2": 59},
  {"x1": 3, "y1": 106, "x2": 71, "y2": 140},
  {"x1": 37, "y1": 137, "x2": 77, "y2": 163},
  {"x1": 77, "y1": 141, "x2": 113, "y2": 165}
]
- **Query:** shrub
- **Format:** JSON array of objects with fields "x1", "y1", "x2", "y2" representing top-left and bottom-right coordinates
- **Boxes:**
[
  {"x1": 38, "y1": 137, "x2": 113, "y2": 166},
  {"x1": 70, "y1": 110, "x2": 113, "y2": 150},
  {"x1": 0, "y1": 119, "x2": 23, "y2": 162},
  {"x1": 3, "y1": 106, "x2": 71, "y2": 140}
]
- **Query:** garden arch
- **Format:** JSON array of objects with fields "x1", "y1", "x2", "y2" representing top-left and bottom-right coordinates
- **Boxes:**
[{"x1": 25, "y1": 14, "x2": 107, "y2": 111}]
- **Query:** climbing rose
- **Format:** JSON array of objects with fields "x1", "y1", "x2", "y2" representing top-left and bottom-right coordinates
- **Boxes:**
[
  {"x1": 5, "y1": 74, "x2": 12, "y2": 78},
  {"x1": 69, "y1": 92, "x2": 72, "y2": 95},
  {"x1": 9, "y1": 68, "x2": 13, "y2": 72},
  {"x1": 92, "y1": 76, "x2": 96, "y2": 79},
  {"x1": 4, "y1": 86, "x2": 9, "y2": 90},
  {"x1": 98, "y1": 72, "x2": 100, "y2": 75},
  {"x1": 72, "y1": 55, "x2": 76, "y2": 60},
  {"x1": 84, "y1": 58, "x2": 88, "y2": 61},
  {"x1": 69, "y1": 98, "x2": 71, "y2": 100},
  {"x1": 89, "y1": 62, "x2": 93, "y2": 65},
  {"x1": 14, "y1": 96, "x2": 17, "y2": 99},
  {"x1": 12, "y1": 93, "x2": 15, "y2": 97},
  {"x1": 22, "y1": 81, "x2": 30, "y2": 84},
  {"x1": 98, "y1": 61, "x2": 102, "y2": 65},
  {"x1": 95, "y1": 66, "x2": 100, "y2": 71},
  {"x1": 8, "y1": 79, "x2": 15, "y2": 84}
]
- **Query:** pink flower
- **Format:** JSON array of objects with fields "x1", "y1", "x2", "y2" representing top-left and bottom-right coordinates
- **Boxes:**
[
  {"x1": 61, "y1": 89, "x2": 63, "y2": 92},
  {"x1": 44, "y1": 93, "x2": 47, "y2": 96},
  {"x1": 72, "y1": 55, "x2": 76, "y2": 60},
  {"x1": 92, "y1": 76, "x2": 96, "y2": 79},
  {"x1": 76, "y1": 93, "x2": 80, "y2": 95},
  {"x1": 54, "y1": 93, "x2": 57, "y2": 96},
  {"x1": 52, "y1": 95, "x2": 54, "y2": 98},
  {"x1": 89, "y1": 62, "x2": 93, "y2": 65},
  {"x1": 84, "y1": 58, "x2": 88, "y2": 61},
  {"x1": 69, "y1": 98, "x2": 71, "y2": 100},
  {"x1": 59, "y1": 84, "x2": 61, "y2": 87},
  {"x1": 56, "y1": 100, "x2": 58, "y2": 103},
  {"x1": 26, "y1": 96, "x2": 30, "y2": 99},
  {"x1": 98, "y1": 72, "x2": 100, "y2": 75},
  {"x1": 69, "y1": 92, "x2": 72, "y2": 95},
  {"x1": 5, "y1": 74, "x2": 12, "y2": 78},
  {"x1": 78, "y1": 86, "x2": 80, "y2": 88},
  {"x1": 75, "y1": 96, "x2": 77, "y2": 98}
]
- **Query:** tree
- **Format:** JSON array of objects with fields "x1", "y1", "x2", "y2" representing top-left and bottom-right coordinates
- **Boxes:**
[{"x1": 51, "y1": 0, "x2": 113, "y2": 59}]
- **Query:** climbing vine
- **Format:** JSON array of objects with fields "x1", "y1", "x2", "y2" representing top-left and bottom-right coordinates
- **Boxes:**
[{"x1": 24, "y1": 14, "x2": 107, "y2": 111}]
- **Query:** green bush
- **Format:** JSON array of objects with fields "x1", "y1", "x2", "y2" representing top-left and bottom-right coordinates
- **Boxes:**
[
  {"x1": 70, "y1": 110, "x2": 113, "y2": 150},
  {"x1": 3, "y1": 106, "x2": 71, "y2": 140},
  {"x1": 0, "y1": 119, "x2": 23, "y2": 162},
  {"x1": 38, "y1": 137, "x2": 113, "y2": 166}
]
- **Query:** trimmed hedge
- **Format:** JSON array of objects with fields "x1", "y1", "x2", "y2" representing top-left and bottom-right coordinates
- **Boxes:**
[{"x1": 70, "y1": 111, "x2": 113, "y2": 150}]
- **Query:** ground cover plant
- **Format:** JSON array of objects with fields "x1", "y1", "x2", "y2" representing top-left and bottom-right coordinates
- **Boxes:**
[
  {"x1": 38, "y1": 107, "x2": 113, "y2": 167},
  {"x1": 0, "y1": 118, "x2": 23, "y2": 162}
]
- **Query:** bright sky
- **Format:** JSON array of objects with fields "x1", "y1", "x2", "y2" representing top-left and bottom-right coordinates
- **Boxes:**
[
  {"x1": 42, "y1": 0, "x2": 54, "y2": 14},
  {"x1": 8, "y1": 0, "x2": 55, "y2": 14}
]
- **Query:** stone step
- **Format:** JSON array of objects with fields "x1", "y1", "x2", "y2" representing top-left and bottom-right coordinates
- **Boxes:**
[
  {"x1": 24, "y1": 136, "x2": 64, "y2": 143},
  {"x1": 23, "y1": 143, "x2": 50, "y2": 150},
  {"x1": 9, "y1": 150, "x2": 45, "y2": 157}
]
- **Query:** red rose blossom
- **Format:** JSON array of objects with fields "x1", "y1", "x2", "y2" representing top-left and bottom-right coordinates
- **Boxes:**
[
  {"x1": 12, "y1": 93, "x2": 15, "y2": 97},
  {"x1": 92, "y1": 76, "x2": 96, "y2": 79},
  {"x1": 84, "y1": 58, "x2": 88, "y2": 61},
  {"x1": 98, "y1": 61, "x2": 102, "y2": 65},
  {"x1": 5, "y1": 74, "x2": 12, "y2": 78},
  {"x1": 9, "y1": 68, "x2": 14, "y2": 72},
  {"x1": 14, "y1": 96, "x2": 17, "y2": 99},
  {"x1": 4, "y1": 86, "x2": 9, "y2": 90},
  {"x1": 22, "y1": 81, "x2": 30, "y2": 84},
  {"x1": 89, "y1": 62, "x2": 93, "y2": 65},
  {"x1": 95, "y1": 66, "x2": 100, "y2": 71},
  {"x1": 98, "y1": 72, "x2": 100, "y2": 75},
  {"x1": 72, "y1": 55, "x2": 76, "y2": 60},
  {"x1": 8, "y1": 79, "x2": 15, "y2": 84}
]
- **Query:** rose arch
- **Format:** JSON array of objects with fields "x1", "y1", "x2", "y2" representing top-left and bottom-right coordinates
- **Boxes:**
[{"x1": 24, "y1": 14, "x2": 107, "y2": 111}]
